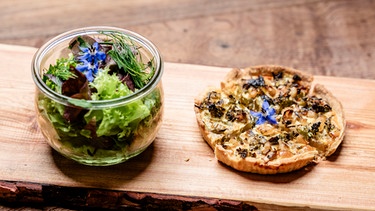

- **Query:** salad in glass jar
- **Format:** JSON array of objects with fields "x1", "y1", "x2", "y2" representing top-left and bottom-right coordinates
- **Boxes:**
[{"x1": 32, "y1": 27, "x2": 164, "y2": 166}]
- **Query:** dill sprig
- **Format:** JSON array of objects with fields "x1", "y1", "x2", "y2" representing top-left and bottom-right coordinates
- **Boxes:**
[{"x1": 105, "y1": 32, "x2": 155, "y2": 89}]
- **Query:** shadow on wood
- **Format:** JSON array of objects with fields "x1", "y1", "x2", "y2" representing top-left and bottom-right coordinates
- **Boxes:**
[{"x1": 50, "y1": 142, "x2": 155, "y2": 188}]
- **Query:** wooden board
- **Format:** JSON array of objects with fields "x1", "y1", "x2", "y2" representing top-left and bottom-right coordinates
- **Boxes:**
[{"x1": 0, "y1": 43, "x2": 375, "y2": 210}]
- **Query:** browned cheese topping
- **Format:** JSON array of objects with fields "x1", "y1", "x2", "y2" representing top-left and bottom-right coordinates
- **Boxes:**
[{"x1": 194, "y1": 71, "x2": 342, "y2": 163}]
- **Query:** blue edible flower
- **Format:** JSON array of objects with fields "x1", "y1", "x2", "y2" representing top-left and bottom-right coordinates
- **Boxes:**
[
  {"x1": 76, "y1": 60, "x2": 98, "y2": 82},
  {"x1": 250, "y1": 100, "x2": 277, "y2": 125},
  {"x1": 76, "y1": 42, "x2": 106, "y2": 82}
]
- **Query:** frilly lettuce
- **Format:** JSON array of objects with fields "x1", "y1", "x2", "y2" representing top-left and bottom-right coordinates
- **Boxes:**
[
  {"x1": 85, "y1": 70, "x2": 151, "y2": 138},
  {"x1": 39, "y1": 69, "x2": 160, "y2": 151}
]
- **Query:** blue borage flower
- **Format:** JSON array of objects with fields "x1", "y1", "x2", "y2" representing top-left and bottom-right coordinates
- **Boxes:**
[
  {"x1": 76, "y1": 60, "x2": 99, "y2": 82},
  {"x1": 76, "y1": 42, "x2": 106, "y2": 82},
  {"x1": 250, "y1": 100, "x2": 277, "y2": 125}
]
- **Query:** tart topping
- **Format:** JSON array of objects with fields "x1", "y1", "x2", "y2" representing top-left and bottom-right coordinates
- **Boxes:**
[{"x1": 195, "y1": 68, "x2": 343, "y2": 169}]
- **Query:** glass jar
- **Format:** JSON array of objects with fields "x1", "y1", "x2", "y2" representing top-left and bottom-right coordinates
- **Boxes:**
[{"x1": 32, "y1": 26, "x2": 164, "y2": 166}]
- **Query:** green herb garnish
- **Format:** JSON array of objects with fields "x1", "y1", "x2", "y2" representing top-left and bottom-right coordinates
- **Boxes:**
[
  {"x1": 105, "y1": 32, "x2": 155, "y2": 89},
  {"x1": 43, "y1": 53, "x2": 77, "y2": 93}
]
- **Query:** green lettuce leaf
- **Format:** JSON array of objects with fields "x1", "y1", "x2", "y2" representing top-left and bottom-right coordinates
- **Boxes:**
[
  {"x1": 38, "y1": 69, "x2": 160, "y2": 155},
  {"x1": 85, "y1": 70, "x2": 151, "y2": 138}
]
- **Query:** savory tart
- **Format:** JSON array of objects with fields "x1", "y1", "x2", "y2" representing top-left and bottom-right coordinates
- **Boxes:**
[{"x1": 194, "y1": 65, "x2": 345, "y2": 174}]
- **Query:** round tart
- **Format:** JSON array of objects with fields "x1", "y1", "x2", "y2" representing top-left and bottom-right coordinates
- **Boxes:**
[{"x1": 194, "y1": 65, "x2": 345, "y2": 174}]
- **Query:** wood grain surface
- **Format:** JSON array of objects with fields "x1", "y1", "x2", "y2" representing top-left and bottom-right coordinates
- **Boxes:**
[
  {"x1": 1, "y1": 0, "x2": 375, "y2": 80},
  {"x1": 0, "y1": 44, "x2": 375, "y2": 210}
]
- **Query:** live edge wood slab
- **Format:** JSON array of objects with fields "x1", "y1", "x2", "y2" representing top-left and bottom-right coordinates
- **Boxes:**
[{"x1": 0, "y1": 44, "x2": 374, "y2": 210}]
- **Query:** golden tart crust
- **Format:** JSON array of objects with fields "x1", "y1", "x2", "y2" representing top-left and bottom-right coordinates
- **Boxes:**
[{"x1": 194, "y1": 65, "x2": 345, "y2": 174}]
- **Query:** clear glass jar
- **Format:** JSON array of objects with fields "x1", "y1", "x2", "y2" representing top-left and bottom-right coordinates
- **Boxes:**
[{"x1": 32, "y1": 26, "x2": 164, "y2": 166}]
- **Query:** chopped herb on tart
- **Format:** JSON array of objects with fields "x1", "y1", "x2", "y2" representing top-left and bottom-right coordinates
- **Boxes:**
[{"x1": 194, "y1": 65, "x2": 345, "y2": 174}]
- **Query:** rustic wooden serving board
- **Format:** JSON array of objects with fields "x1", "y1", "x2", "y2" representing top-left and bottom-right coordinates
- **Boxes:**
[{"x1": 0, "y1": 44, "x2": 375, "y2": 210}]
